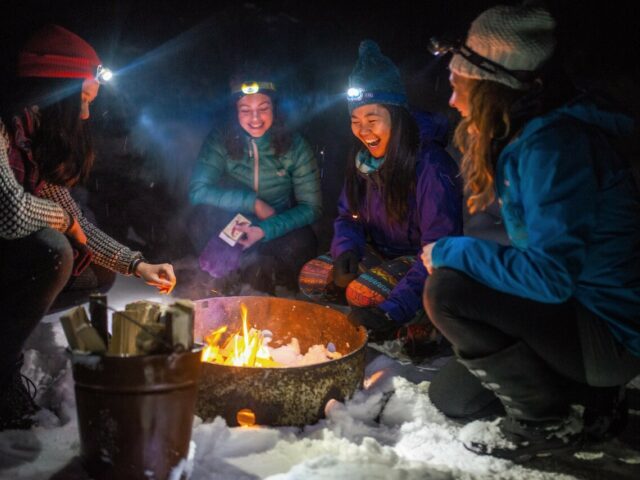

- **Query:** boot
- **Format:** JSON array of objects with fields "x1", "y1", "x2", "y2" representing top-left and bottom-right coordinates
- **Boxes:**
[
  {"x1": 582, "y1": 385, "x2": 628, "y2": 441},
  {"x1": 428, "y1": 357, "x2": 504, "y2": 421},
  {"x1": 456, "y1": 341, "x2": 583, "y2": 460},
  {"x1": 0, "y1": 356, "x2": 40, "y2": 431}
]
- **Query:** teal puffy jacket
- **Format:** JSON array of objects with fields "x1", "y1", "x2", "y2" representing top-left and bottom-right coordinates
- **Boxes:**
[
  {"x1": 189, "y1": 130, "x2": 322, "y2": 241},
  {"x1": 433, "y1": 99, "x2": 640, "y2": 355}
]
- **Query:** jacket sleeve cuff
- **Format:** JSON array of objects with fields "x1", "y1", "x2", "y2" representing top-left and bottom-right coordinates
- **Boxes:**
[
  {"x1": 431, "y1": 237, "x2": 450, "y2": 267},
  {"x1": 242, "y1": 192, "x2": 257, "y2": 214},
  {"x1": 378, "y1": 300, "x2": 410, "y2": 324},
  {"x1": 256, "y1": 218, "x2": 274, "y2": 242}
]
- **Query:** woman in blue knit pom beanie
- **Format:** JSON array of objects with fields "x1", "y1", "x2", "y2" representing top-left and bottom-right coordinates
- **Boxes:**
[{"x1": 299, "y1": 40, "x2": 463, "y2": 348}]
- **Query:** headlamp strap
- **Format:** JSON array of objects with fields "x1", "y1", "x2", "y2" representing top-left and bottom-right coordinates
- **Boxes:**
[
  {"x1": 458, "y1": 44, "x2": 535, "y2": 84},
  {"x1": 232, "y1": 81, "x2": 276, "y2": 96}
]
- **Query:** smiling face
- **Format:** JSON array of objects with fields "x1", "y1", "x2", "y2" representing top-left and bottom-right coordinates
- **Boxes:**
[
  {"x1": 80, "y1": 79, "x2": 100, "y2": 120},
  {"x1": 448, "y1": 72, "x2": 475, "y2": 118},
  {"x1": 236, "y1": 93, "x2": 274, "y2": 138},
  {"x1": 350, "y1": 103, "x2": 392, "y2": 158}
]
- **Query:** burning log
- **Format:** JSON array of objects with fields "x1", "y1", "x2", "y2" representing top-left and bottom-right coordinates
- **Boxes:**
[
  {"x1": 201, "y1": 303, "x2": 342, "y2": 368},
  {"x1": 194, "y1": 296, "x2": 367, "y2": 427}
]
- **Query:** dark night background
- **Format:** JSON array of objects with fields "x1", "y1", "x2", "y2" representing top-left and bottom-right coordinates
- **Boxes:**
[{"x1": 1, "y1": 0, "x2": 639, "y2": 271}]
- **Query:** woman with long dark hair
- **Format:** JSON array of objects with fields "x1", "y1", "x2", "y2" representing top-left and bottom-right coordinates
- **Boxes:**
[
  {"x1": 0, "y1": 25, "x2": 175, "y2": 430},
  {"x1": 188, "y1": 69, "x2": 321, "y2": 294},
  {"x1": 299, "y1": 40, "x2": 462, "y2": 343},
  {"x1": 421, "y1": 5, "x2": 640, "y2": 460}
]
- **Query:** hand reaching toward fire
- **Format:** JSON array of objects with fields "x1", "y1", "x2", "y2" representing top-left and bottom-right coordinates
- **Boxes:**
[
  {"x1": 234, "y1": 223, "x2": 265, "y2": 249},
  {"x1": 421, "y1": 242, "x2": 436, "y2": 274},
  {"x1": 135, "y1": 262, "x2": 176, "y2": 294}
]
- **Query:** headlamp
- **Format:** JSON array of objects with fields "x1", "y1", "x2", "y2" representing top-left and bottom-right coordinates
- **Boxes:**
[
  {"x1": 428, "y1": 37, "x2": 460, "y2": 57},
  {"x1": 231, "y1": 81, "x2": 276, "y2": 96},
  {"x1": 428, "y1": 36, "x2": 535, "y2": 84},
  {"x1": 95, "y1": 65, "x2": 113, "y2": 84},
  {"x1": 346, "y1": 87, "x2": 364, "y2": 101}
]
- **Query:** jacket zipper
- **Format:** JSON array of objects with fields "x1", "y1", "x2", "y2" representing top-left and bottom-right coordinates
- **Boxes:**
[{"x1": 249, "y1": 138, "x2": 259, "y2": 192}]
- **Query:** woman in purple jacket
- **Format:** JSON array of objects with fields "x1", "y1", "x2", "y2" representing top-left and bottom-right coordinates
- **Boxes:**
[{"x1": 300, "y1": 40, "x2": 462, "y2": 342}]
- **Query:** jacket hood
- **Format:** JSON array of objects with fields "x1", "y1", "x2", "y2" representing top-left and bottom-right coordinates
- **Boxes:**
[
  {"x1": 411, "y1": 109, "x2": 449, "y2": 147},
  {"x1": 526, "y1": 98, "x2": 634, "y2": 139}
]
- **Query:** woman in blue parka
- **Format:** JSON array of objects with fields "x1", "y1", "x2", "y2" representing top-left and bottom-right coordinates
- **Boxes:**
[
  {"x1": 421, "y1": 5, "x2": 640, "y2": 460},
  {"x1": 300, "y1": 40, "x2": 462, "y2": 342}
]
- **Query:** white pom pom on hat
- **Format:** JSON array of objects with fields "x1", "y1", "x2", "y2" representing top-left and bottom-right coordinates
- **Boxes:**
[{"x1": 449, "y1": 5, "x2": 556, "y2": 90}]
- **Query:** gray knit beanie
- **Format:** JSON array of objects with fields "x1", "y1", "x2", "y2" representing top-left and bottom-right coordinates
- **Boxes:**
[
  {"x1": 347, "y1": 40, "x2": 408, "y2": 112},
  {"x1": 449, "y1": 5, "x2": 556, "y2": 90}
]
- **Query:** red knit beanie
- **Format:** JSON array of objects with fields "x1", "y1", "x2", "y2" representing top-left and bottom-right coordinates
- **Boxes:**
[{"x1": 17, "y1": 24, "x2": 101, "y2": 80}]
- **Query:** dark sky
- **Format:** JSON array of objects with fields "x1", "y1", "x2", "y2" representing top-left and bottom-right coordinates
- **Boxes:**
[{"x1": 1, "y1": 0, "x2": 502, "y2": 110}]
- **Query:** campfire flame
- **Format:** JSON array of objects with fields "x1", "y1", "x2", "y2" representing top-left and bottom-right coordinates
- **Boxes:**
[
  {"x1": 201, "y1": 303, "x2": 282, "y2": 367},
  {"x1": 236, "y1": 408, "x2": 256, "y2": 427}
]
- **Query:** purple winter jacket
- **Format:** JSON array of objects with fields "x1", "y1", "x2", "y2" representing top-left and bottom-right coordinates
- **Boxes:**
[{"x1": 331, "y1": 110, "x2": 463, "y2": 323}]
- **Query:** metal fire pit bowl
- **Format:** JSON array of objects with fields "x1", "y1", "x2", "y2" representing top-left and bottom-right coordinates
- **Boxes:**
[{"x1": 193, "y1": 296, "x2": 367, "y2": 427}]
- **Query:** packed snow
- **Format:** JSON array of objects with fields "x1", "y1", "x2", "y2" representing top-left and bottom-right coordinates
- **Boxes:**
[{"x1": 1, "y1": 275, "x2": 579, "y2": 479}]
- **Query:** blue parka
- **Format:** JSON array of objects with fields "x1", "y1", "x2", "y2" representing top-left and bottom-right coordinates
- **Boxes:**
[
  {"x1": 189, "y1": 131, "x2": 322, "y2": 241},
  {"x1": 432, "y1": 99, "x2": 640, "y2": 356},
  {"x1": 331, "y1": 111, "x2": 463, "y2": 323}
]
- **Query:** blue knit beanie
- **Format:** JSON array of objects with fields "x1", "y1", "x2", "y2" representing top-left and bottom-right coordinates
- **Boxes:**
[{"x1": 347, "y1": 40, "x2": 408, "y2": 112}]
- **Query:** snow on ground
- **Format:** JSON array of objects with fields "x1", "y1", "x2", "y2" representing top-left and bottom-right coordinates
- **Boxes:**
[{"x1": 1, "y1": 276, "x2": 575, "y2": 480}]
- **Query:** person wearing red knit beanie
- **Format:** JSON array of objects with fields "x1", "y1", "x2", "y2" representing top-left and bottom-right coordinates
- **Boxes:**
[{"x1": 0, "y1": 24, "x2": 175, "y2": 431}]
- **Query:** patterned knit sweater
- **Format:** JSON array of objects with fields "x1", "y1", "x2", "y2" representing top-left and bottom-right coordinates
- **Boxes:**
[{"x1": 1, "y1": 120, "x2": 141, "y2": 275}]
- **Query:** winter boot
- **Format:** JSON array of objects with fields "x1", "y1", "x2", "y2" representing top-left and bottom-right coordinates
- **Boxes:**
[
  {"x1": 456, "y1": 341, "x2": 584, "y2": 461},
  {"x1": 428, "y1": 357, "x2": 504, "y2": 421},
  {"x1": 0, "y1": 356, "x2": 40, "y2": 431},
  {"x1": 581, "y1": 385, "x2": 628, "y2": 441}
]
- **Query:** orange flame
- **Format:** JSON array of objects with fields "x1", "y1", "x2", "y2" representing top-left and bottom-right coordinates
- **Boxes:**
[
  {"x1": 237, "y1": 408, "x2": 256, "y2": 427},
  {"x1": 201, "y1": 303, "x2": 281, "y2": 367}
]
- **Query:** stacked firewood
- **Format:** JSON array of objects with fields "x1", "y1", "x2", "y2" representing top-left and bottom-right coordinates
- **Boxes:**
[{"x1": 61, "y1": 295, "x2": 195, "y2": 355}]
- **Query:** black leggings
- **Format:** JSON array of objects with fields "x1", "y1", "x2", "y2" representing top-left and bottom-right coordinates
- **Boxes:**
[
  {"x1": 0, "y1": 228, "x2": 73, "y2": 383},
  {"x1": 424, "y1": 268, "x2": 640, "y2": 386},
  {"x1": 48, "y1": 263, "x2": 116, "y2": 313}
]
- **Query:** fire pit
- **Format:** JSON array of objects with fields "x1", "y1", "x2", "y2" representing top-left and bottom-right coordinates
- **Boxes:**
[{"x1": 193, "y1": 296, "x2": 367, "y2": 427}]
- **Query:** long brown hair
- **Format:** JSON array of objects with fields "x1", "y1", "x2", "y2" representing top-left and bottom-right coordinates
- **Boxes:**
[
  {"x1": 7, "y1": 77, "x2": 95, "y2": 187},
  {"x1": 345, "y1": 104, "x2": 419, "y2": 224},
  {"x1": 454, "y1": 80, "x2": 522, "y2": 213}
]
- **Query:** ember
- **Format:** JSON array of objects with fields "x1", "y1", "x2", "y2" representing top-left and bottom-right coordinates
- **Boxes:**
[{"x1": 201, "y1": 302, "x2": 342, "y2": 368}]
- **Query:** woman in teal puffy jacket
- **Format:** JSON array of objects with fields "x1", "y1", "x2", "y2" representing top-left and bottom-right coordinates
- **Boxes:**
[
  {"x1": 421, "y1": 5, "x2": 640, "y2": 461},
  {"x1": 188, "y1": 73, "x2": 321, "y2": 293}
]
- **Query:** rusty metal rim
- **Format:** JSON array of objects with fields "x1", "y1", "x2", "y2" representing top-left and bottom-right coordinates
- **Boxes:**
[
  {"x1": 69, "y1": 347, "x2": 204, "y2": 363},
  {"x1": 74, "y1": 381, "x2": 198, "y2": 393}
]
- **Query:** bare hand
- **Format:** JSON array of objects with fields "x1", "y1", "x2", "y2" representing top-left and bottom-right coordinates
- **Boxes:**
[
  {"x1": 65, "y1": 216, "x2": 87, "y2": 245},
  {"x1": 254, "y1": 198, "x2": 275, "y2": 220},
  {"x1": 234, "y1": 223, "x2": 265, "y2": 249},
  {"x1": 421, "y1": 242, "x2": 436, "y2": 274},
  {"x1": 135, "y1": 262, "x2": 176, "y2": 294}
]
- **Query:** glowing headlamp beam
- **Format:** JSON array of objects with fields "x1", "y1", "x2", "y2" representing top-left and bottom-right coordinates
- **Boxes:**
[
  {"x1": 96, "y1": 65, "x2": 113, "y2": 84},
  {"x1": 347, "y1": 87, "x2": 363, "y2": 100}
]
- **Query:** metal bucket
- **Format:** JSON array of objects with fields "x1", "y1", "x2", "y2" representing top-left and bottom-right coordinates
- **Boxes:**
[
  {"x1": 71, "y1": 349, "x2": 202, "y2": 480},
  {"x1": 194, "y1": 296, "x2": 367, "y2": 427}
]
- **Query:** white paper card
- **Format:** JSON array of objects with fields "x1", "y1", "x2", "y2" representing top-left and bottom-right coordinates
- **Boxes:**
[{"x1": 218, "y1": 213, "x2": 251, "y2": 246}]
